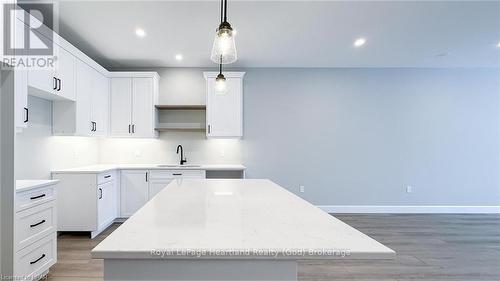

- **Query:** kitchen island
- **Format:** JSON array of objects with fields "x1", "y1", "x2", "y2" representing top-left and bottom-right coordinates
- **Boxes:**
[{"x1": 91, "y1": 179, "x2": 394, "y2": 281}]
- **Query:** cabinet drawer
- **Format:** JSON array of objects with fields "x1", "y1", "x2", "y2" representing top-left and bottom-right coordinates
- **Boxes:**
[
  {"x1": 16, "y1": 186, "x2": 55, "y2": 212},
  {"x1": 98, "y1": 170, "x2": 116, "y2": 185},
  {"x1": 149, "y1": 170, "x2": 206, "y2": 179},
  {"x1": 15, "y1": 233, "x2": 56, "y2": 280},
  {"x1": 16, "y1": 201, "x2": 56, "y2": 251}
]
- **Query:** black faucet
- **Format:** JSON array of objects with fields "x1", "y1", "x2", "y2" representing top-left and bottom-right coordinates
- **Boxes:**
[{"x1": 176, "y1": 145, "x2": 187, "y2": 165}]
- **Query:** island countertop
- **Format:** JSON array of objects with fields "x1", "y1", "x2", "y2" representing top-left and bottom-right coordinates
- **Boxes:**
[{"x1": 91, "y1": 179, "x2": 394, "y2": 260}]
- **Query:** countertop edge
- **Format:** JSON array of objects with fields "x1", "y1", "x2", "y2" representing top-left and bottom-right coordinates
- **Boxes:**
[
  {"x1": 90, "y1": 251, "x2": 395, "y2": 260},
  {"x1": 51, "y1": 164, "x2": 246, "y2": 174},
  {"x1": 16, "y1": 180, "x2": 60, "y2": 192}
]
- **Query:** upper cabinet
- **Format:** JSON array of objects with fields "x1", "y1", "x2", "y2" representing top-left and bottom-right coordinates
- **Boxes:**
[
  {"x1": 52, "y1": 59, "x2": 109, "y2": 137},
  {"x1": 27, "y1": 44, "x2": 76, "y2": 102},
  {"x1": 109, "y1": 73, "x2": 159, "y2": 138},
  {"x1": 204, "y1": 72, "x2": 245, "y2": 138}
]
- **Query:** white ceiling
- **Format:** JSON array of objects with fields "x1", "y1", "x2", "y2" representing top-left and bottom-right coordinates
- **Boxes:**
[{"x1": 53, "y1": 0, "x2": 500, "y2": 69}]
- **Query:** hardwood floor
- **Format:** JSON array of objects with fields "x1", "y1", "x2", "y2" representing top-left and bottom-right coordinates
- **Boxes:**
[{"x1": 46, "y1": 214, "x2": 500, "y2": 281}]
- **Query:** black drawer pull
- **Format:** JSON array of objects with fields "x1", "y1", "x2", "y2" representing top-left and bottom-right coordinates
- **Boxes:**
[
  {"x1": 30, "y1": 220, "x2": 46, "y2": 228},
  {"x1": 104, "y1": 175, "x2": 111, "y2": 179},
  {"x1": 30, "y1": 194, "x2": 46, "y2": 200},
  {"x1": 173, "y1": 173, "x2": 182, "y2": 176},
  {"x1": 30, "y1": 254, "x2": 45, "y2": 265}
]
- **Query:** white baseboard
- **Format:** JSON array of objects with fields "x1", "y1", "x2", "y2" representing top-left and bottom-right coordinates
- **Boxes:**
[{"x1": 317, "y1": 205, "x2": 500, "y2": 214}]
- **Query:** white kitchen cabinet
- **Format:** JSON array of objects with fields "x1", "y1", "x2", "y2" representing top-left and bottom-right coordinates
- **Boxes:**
[
  {"x1": 54, "y1": 47, "x2": 76, "y2": 101},
  {"x1": 28, "y1": 44, "x2": 76, "y2": 102},
  {"x1": 109, "y1": 73, "x2": 159, "y2": 138},
  {"x1": 109, "y1": 78, "x2": 133, "y2": 136},
  {"x1": 75, "y1": 58, "x2": 93, "y2": 135},
  {"x1": 132, "y1": 78, "x2": 155, "y2": 136},
  {"x1": 120, "y1": 170, "x2": 149, "y2": 217},
  {"x1": 13, "y1": 18, "x2": 29, "y2": 130},
  {"x1": 204, "y1": 72, "x2": 245, "y2": 138},
  {"x1": 90, "y1": 68, "x2": 109, "y2": 136},
  {"x1": 147, "y1": 169, "x2": 205, "y2": 200},
  {"x1": 148, "y1": 180, "x2": 172, "y2": 200},
  {"x1": 97, "y1": 180, "x2": 117, "y2": 232},
  {"x1": 52, "y1": 59, "x2": 109, "y2": 137},
  {"x1": 52, "y1": 171, "x2": 118, "y2": 238},
  {"x1": 15, "y1": 69, "x2": 29, "y2": 130},
  {"x1": 15, "y1": 181, "x2": 58, "y2": 279}
]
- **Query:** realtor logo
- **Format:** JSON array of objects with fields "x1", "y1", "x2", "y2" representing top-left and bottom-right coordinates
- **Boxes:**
[{"x1": 3, "y1": 3, "x2": 54, "y2": 56}]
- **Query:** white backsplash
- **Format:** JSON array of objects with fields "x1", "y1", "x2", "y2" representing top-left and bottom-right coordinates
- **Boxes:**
[{"x1": 98, "y1": 131, "x2": 242, "y2": 165}]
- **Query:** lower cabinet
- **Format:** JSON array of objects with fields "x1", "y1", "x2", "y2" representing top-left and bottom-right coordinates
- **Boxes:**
[
  {"x1": 15, "y1": 182, "x2": 58, "y2": 280},
  {"x1": 148, "y1": 179, "x2": 172, "y2": 200},
  {"x1": 97, "y1": 180, "x2": 118, "y2": 232},
  {"x1": 52, "y1": 170, "x2": 117, "y2": 238},
  {"x1": 121, "y1": 169, "x2": 206, "y2": 217},
  {"x1": 120, "y1": 170, "x2": 149, "y2": 217}
]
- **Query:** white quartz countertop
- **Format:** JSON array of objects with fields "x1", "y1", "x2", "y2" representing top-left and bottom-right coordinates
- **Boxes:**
[
  {"x1": 91, "y1": 179, "x2": 395, "y2": 260},
  {"x1": 52, "y1": 164, "x2": 246, "y2": 174},
  {"x1": 16, "y1": 180, "x2": 59, "y2": 192}
]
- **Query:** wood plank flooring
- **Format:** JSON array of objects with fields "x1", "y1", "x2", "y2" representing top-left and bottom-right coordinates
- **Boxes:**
[{"x1": 46, "y1": 214, "x2": 500, "y2": 281}]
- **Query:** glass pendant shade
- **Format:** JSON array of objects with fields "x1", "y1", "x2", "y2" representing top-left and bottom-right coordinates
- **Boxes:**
[
  {"x1": 210, "y1": 23, "x2": 237, "y2": 64},
  {"x1": 215, "y1": 73, "x2": 227, "y2": 94}
]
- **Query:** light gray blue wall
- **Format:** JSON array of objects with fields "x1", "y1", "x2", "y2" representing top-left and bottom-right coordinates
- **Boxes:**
[{"x1": 241, "y1": 68, "x2": 500, "y2": 206}]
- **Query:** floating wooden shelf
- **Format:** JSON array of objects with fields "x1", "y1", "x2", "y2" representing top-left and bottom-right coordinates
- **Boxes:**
[
  {"x1": 155, "y1": 105, "x2": 206, "y2": 110},
  {"x1": 155, "y1": 123, "x2": 205, "y2": 132}
]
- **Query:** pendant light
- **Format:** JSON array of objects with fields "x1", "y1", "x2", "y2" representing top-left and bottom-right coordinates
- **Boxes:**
[
  {"x1": 210, "y1": 0, "x2": 237, "y2": 64},
  {"x1": 215, "y1": 56, "x2": 227, "y2": 94}
]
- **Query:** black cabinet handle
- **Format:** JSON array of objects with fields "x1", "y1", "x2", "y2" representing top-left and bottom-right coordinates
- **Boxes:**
[
  {"x1": 104, "y1": 175, "x2": 111, "y2": 179},
  {"x1": 208, "y1": 125, "x2": 211, "y2": 134},
  {"x1": 53, "y1": 77, "x2": 57, "y2": 90},
  {"x1": 30, "y1": 254, "x2": 45, "y2": 265},
  {"x1": 145, "y1": 172, "x2": 148, "y2": 182},
  {"x1": 128, "y1": 124, "x2": 131, "y2": 134},
  {"x1": 30, "y1": 220, "x2": 46, "y2": 228},
  {"x1": 24, "y1": 107, "x2": 28, "y2": 123},
  {"x1": 173, "y1": 173, "x2": 182, "y2": 176},
  {"x1": 132, "y1": 124, "x2": 135, "y2": 133},
  {"x1": 30, "y1": 194, "x2": 46, "y2": 200},
  {"x1": 94, "y1": 122, "x2": 97, "y2": 132},
  {"x1": 57, "y1": 78, "x2": 61, "y2": 91},
  {"x1": 99, "y1": 188, "x2": 103, "y2": 199}
]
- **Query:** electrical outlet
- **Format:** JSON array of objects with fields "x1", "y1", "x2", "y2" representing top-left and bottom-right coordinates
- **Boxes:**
[
  {"x1": 406, "y1": 185, "x2": 413, "y2": 193},
  {"x1": 299, "y1": 185, "x2": 305, "y2": 193},
  {"x1": 220, "y1": 149, "x2": 225, "y2": 158}
]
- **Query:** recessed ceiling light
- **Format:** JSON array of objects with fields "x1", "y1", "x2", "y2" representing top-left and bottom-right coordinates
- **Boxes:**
[
  {"x1": 175, "y1": 54, "x2": 183, "y2": 61},
  {"x1": 135, "y1": 28, "x2": 146, "y2": 38},
  {"x1": 496, "y1": 42, "x2": 500, "y2": 48},
  {"x1": 354, "y1": 38, "x2": 366, "y2": 47}
]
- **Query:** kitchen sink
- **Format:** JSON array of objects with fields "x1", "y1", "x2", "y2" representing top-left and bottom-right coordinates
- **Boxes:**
[{"x1": 156, "y1": 164, "x2": 202, "y2": 168}]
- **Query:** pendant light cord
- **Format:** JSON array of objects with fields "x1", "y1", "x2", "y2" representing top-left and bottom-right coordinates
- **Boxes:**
[
  {"x1": 220, "y1": 0, "x2": 223, "y2": 23},
  {"x1": 219, "y1": 56, "x2": 223, "y2": 74},
  {"x1": 224, "y1": 0, "x2": 227, "y2": 22}
]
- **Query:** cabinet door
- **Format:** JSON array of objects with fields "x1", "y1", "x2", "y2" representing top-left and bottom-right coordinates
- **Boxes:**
[
  {"x1": 131, "y1": 78, "x2": 154, "y2": 137},
  {"x1": 15, "y1": 69, "x2": 28, "y2": 129},
  {"x1": 27, "y1": 64, "x2": 54, "y2": 95},
  {"x1": 12, "y1": 18, "x2": 28, "y2": 130},
  {"x1": 54, "y1": 47, "x2": 75, "y2": 101},
  {"x1": 27, "y1": 27, "x2": 55, "y2": 95},
  {"x1": 148, "y1": 179, "x2": 172, "y2": 200},
  {"x1": 120, "y1": 170, "x2": 148, "y2": 217},
  {"x1": 91, "y1": 70, "x2": 109, "y2": 136},
  {"x1": 97, "y1": 180, "x2": 117, "y2": 230},
  {"x1": 110, "y1": 78, "x2": 133, "y2": 136},
  {"x1": 75, "y1": 59, "x2": 93, "y2": 135},
  {"x1": 206, "y1": 77, "x2": 243, "y2": 137}
]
